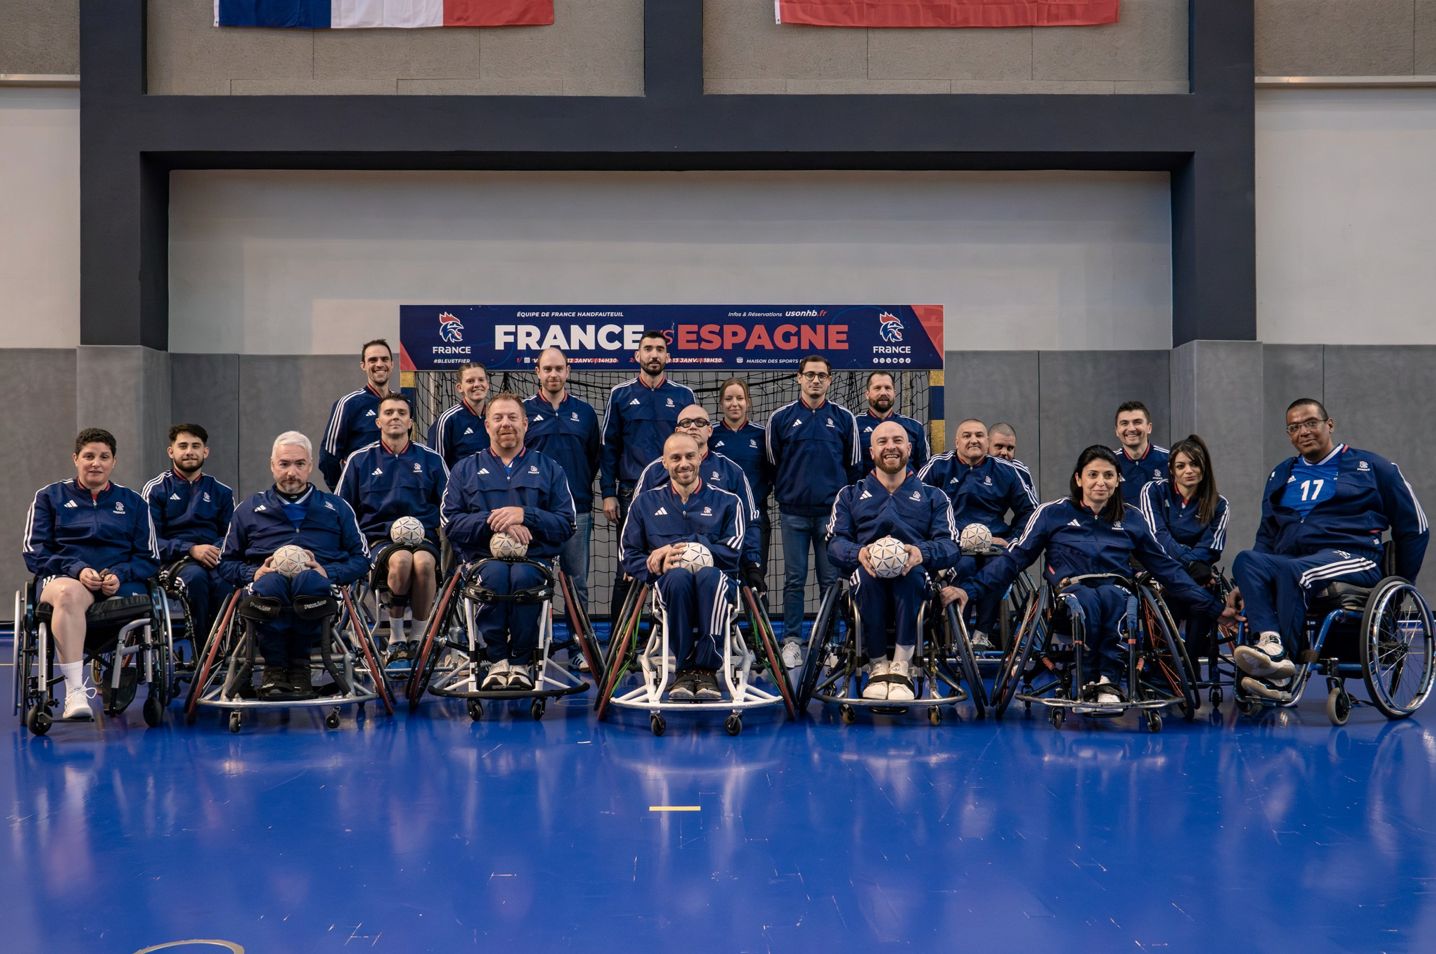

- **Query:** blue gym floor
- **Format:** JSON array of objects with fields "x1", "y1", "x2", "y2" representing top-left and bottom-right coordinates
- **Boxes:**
[{"x1": 5, "y1": 634, "x2": 1436, "y2": 953}]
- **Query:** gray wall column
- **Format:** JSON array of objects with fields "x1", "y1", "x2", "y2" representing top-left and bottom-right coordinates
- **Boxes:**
[{"x1": 74, "y1": 345, "x2": 171, "y2": 491}]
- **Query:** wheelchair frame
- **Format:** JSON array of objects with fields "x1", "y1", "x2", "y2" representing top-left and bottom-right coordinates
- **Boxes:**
[
  {"x1": 595, "y1": 578, "x2": 797, "y2": 736},
  {"x1": 405, "y1": 558, "x2": 605, "y2": 722},
  {"x1": 184, "y1": 584, "x2": 395, "y2": 733},
  {"x1": 989, "y1": 573, "x2": 1200, "y2": 732},
  {"x1": 12, "y1": 579, "x2": 176, "y2": 736},
  {"x1": 1233, "y1": 575, "x2": 1435, "y2": 725},
  {"x1": 794, "y1": 576, "x2": 988, "y2": 726}
]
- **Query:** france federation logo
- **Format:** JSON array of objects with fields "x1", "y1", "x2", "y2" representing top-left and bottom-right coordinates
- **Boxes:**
[
  {"x1": 878, "y1": 310, "x2": 903, "y2": 343},
  {"x1": 439, "y1": 311, "x2": 464, "y2": 344}
]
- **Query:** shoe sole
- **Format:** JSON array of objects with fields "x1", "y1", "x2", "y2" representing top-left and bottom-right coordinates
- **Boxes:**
[
  {"x1": 1239, "y1": 675, "x2": 1291, "y2": 701},
  {"x1": 1233, "y1": 646, "x2": 1296, "y2": 680}
]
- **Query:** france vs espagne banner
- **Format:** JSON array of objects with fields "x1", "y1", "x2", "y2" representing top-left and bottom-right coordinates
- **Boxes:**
[{"x1": 399, "y1": 305, "x2": 944, "y2": 372}]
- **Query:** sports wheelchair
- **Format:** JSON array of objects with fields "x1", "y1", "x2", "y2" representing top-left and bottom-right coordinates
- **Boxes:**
[
  {"x1": 989, "y1": 573, "x2": 1200, "y2": 732},
  {"x1": 794, "y1": 575, "x2": 988, "y2": 725},
  {"x1": 1232, "y1": 570, "x2": 1434, "y2": 725},
  {"x1": 406, "y1": 559, "x2": 605, "y2": 721},
  {"x1": 595, "y1": 579, "x2": 796, "y2": 736},
  {"x1": 13, "y1": 579, "x2": 177, "y2": 735},
  {"x1": 184, "y1": 585, "x2": 395, "y2": 732}
]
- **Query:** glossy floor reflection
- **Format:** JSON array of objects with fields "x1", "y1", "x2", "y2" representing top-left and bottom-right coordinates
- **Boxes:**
[{"x1": 4, "y1": 647, "x2": 1436, "y2": 953}]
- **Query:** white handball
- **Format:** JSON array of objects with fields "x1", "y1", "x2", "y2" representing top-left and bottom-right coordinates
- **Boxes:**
[
  {"x1": 670, "y1": 542, "x2": 714, "y2": 572},
  {"x1": 960, "y1": 523, "x2": 994, "y2": 553},
  {"x1": 490, "y1": 532, "x2": 529, "y2": 560},
  {"x1": 389, "y1": 516, "x2": 426, "y2": 547},
  {"x1": 270, "y1": 544, "x2": 311, "y2": 578},
  {"x1": 865, "y1": 536, "x2": 909, "y2": 579}
]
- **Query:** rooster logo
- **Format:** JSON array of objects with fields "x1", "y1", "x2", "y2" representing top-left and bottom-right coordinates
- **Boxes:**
[
  {"x1": 878, "y1": 311, "x2": 903, "y2": 343},
  {"x1": 439, "y1": 311, "x2": 464, "y2": 344}
]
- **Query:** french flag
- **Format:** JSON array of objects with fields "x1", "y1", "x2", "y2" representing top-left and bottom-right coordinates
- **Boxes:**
[{"x1": 215, "y1": 1, "x2": 554, "y2": 29}]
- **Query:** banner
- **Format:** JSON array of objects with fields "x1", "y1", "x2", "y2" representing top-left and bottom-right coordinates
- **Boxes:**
[
  {"x1": 215, "y1": 0, "x2": 554, "y2": 29},
  {"x1": 399, "y1": 304, "x2": 944, "y2": 372},
  {"x1": 775, "y1": 0, "x2": 1118, "y2": 28}
]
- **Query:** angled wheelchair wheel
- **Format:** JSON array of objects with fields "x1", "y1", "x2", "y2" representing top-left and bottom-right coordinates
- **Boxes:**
[
  {"x1": 944, "y1": 604, "x2": 987, "y2": 719},
  {"x1": 186, "y1": 592, "x2": 240, "y2": 721},
  {"x1": 992, "y1": 584, "x2": 1047, "y2": 718},
  {"x1": 741, "y1": 586, "x2": 799, "y2": 720},
  {"x1": 1137, "y1": 584, "x2": 1200, "y2": 720},
  {"x1": 795, "y1": 583, "x2": 847, "y2": 713},
  {"x1": 1360, "y1": 577, "x2": 1436, "y2": 719},
  {"x1": 408, "y1": 572, "x2": 463, "y2": 708},
  {"x1": 558, "y1": 570, "x2": 607, "y2": 690},
  {"x1": 595, "y1": 583, "x2": 647, "y2": 719},
  {"x1": 344, "y1": 591, "x2": 395, "y2": 716},
  {"x1": 12, "y1": 588, "x2": 30, "y2": 720}
]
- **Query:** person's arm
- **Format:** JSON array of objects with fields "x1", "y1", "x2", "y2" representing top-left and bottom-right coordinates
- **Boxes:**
[
  {"x1": 1006, "y1": 467, "x2": 1037, "y2": 537},
  {"x1": 144, "y1": 477, "x2": 184, "y2": 563},
  {"x1": 917, "y1": 495, "x2": 961, "y2": 571},
  {"x1": 733, "y1": 467, "x2": 762, "y2": 568},
  {"x1": 965, "y1": 505, "x2": 1051, "y2": 602},
  {"x1": 318, "y1": 395, "x2": 348, "y2": 489},
  {"x1": 824, "y1": 487, "x2": 861, "y2": 573},
  {"x1": 525, "y1": 471, "x2": 577, "y2": 545},
  {"x1": 1131, "y1": 515, "x2": 1224, "y2": 618},
  {"x1": 583, "y1": 410, "x2": 602, "y2": 494},
  {"x1": 21, "y1": 488, "x2": 74, "y2": 579},
  {"x1": 1377, "y1": 458, "x2": 1430, "y2": 581},
  {"x1": 844, "y1": 409, "x2": 863, "y2": 484},
  {"x1": 599, "y1": 390, "x2": 622, "y2": 500},
  {"x1": 1184, "y1": 495, "x2": 1229, "y2": 566},
  {"x1": 707, "y1": 496, "x2": 743, "y2": 574},
  {"x1": 213, "y1": 485, "x2": 236, "y2": 548},
  {"x1": 334, "y1": 454, "x2": 361, "y2": 514},
  {"x1": 216, "y1": 511, "x2": 257, "y2": 587},
  {"x1": 426, "y1": 414, "x2": 447, "y2": 468},
  {"x1": 618, "y1": 506, "x2": 652, "y2": 582},
  {"x1": 1139, "y1": 481, "x2": 1197, "y2": 564},
  {"x1": 439, "y1": 464, "x2": 491, "y2": 550},
  {"x1": 323, "y1": 499, "x2": 372, "y2": 585},
  {"x1": 911, "y1": 421, "x2": 930, "y2": 471},
  {"x1": 1254, "y1": 468, "x2": 1279, "y2": 554},
  {"x1": 111, "y1": 506, "x2": 161, "y2": 584}
]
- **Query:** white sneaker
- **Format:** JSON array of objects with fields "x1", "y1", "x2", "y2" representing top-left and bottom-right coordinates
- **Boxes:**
[
  {"x1": 1092, "y1": 675, "x2": 1122, "y2": 707},
  {"x1": 1234, "y1": 632, "x2": 1296, "y2": 680},
  {"x1": 780, "y1": 639, "x2": 804, "y2": 670},
  {"x1": 862, "y1": 658, "x2": 891, "y2": 700},
  {"x1": 970, "y1": 630, "x2": 995, "y2": 652},
  {"x1": 62, "y1": 685, "x2": 96, "y2": 721},
  {"x1": 886, "y1": 659, "x2": 916, "y2": 702},
  {"x1": 481, "y1": 659, "x2": 509, "y2": 690},
  {"x1": 1240, "y1": 674, "x2": 1292, "y2": 701},
  {"x1": 505, "y1": 664, "x2": 534, "y2": 691}
]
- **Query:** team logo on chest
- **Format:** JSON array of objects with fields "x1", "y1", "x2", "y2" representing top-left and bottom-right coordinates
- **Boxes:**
[
  {"x1": 702, "y1": 506, "x2": 712, "y2": 515},
  {"x1": 983, "y1": 476, "x2": 992, "y2": 486},
  {"x1": 203, "y1": 492, "x2": 211, "y2": 502},
  {"x1": 413, "y1": 463, "x2": 423, "y2": 473},
  {"x1": 910, "y1": 491, "x2": 921, "y2": 501},
  {"x1": 529, "y1": 465, "x2": 540, "y2": 475},
  {"x1": 324, "y1": 501, "x2": 335, "y2": 511},
  {"x1": 114, "y1": 502, "x2": 125, "y2": 514},
  {"x1": 571, "y1": 412, "x2": 580, "y2": 422},
  {"x1": 1358, "y1": 461, "x2": 1370, "y2": 472}
]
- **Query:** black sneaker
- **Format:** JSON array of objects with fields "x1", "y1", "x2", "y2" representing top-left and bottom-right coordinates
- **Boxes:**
[
  {"x1": 259, "y1": 667, "x2": 291, "y2": 698},
  {"x1": 668, "y1": 670, "x2": 697, "y2": 702},
  {"x1": 693, "y1": 669, "x2": 722, "y2": 702},
  {"x1": 287, "y1": 663, "x2": 316, "y2": 700}
]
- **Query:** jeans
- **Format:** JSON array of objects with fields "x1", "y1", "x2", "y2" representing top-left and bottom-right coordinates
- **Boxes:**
[
  {"x1": 780, "y1": 510, "x2": 839, "y2": 644},
  {"x1": 559, "y1": 509, "x2": 592, "y2": 614}
]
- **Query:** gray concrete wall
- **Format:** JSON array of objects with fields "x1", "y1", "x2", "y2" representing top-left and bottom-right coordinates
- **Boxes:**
[
  {"x1": 0, "y1": 349, "x2": 75, "y2": 588},
  {"x1": 146, "y1": 0, "x2": 643, "y2": 95},
  {"x1": 0, "y1": 0, "x2": 78, "y2": 74}
]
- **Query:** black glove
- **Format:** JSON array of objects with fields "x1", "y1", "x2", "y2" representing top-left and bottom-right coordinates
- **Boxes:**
[
  {"x1": 1186, "y1": 561, "x2": 1213, "y2": 586},
  {"x1": 742, "y1": 563, "x2": 766, "y2": 591}
]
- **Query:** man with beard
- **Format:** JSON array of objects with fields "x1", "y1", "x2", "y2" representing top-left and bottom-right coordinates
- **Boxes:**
[
  {"x1": 442, "y1": 393, "x2": 576, "y2": 691},
  {"x1": 319, "y1": 339, "x2": 395, "y2": 489},
  {"x1": 219, "y1": 432, "x2": 370, "y2": 699},
  {"x1": 428, "y1": 361, "x2": 491, "y2": 470},
  {"x1": 143, "y1": 423, "x2": 236, "y2": 650},
  {"x1": 857, "y1": 371, "x2": 929, "y2": 471},
  {"x1": 599, "y1": 330, "x2": 694, "y2": 622},
  {"x1": 919, "y1": 418, "x2": 1037, "y2": 649},
  {"x1": 826, "y1": 422, "x2": 959, "y2": 702},
  {"x1": 619, "y1": 433, "x2": 746, "y2": 702}
]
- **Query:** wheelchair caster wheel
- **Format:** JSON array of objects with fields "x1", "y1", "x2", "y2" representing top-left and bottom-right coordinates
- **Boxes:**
[
  {"x1": 650, "y1": 713, "x2": 666, "y2": 736},
  {"x1": 1048, "y1": 708, "x2": 1065, "y2": 729},
  {"x1": 1326, "y1": 687, "x2": 1351, "y2": 726},
  {"x1": 1146, "y1": 712, "x2": 1163, "y2": 733},
  {"x1": 142, "y1": 695, "x2": 164, "y2": 728},
  {"x1": 1210, "y1": 687, "x2": 1224, "y2": 708},
  {"x1": 531, "y1": 700, "x2": 546, "y2": 721},
  {"x1": 325, "y1": 711, "x2": 342, "y2": 729},
  {"x1": 26, "y1": 705, "x2": 52, "y2": 736},
  {"x1": 724, "y1": 715, "x2": 742, "y2": 736},
  {"x1": 839, "y1": 704, "x2": 856, "y2": 725},
  {"x1": 927, "y1": 707, "x2": 942, "y2": 726},
  {"x1": 467, "y1": 700, "x2": 483, "y2": 722},
  {"x1": 228, "y1": 712, "x2": 242, "y2": 733}
]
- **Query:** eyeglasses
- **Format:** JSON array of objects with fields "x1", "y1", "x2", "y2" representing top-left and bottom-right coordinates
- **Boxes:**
[
  {"x1": 1285, "y1": 418, "x2": 1328, "y2": 435},
  {"x1": 676, "y1": 418, "x2": 711, "y2": 429},
  {"x1": 799, "y1": 371, "x2": 830, "y2": 381}
]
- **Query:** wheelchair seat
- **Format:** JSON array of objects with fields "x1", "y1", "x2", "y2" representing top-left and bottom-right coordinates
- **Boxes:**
[{"x1": 1309, "y1": 581, "x2": 1373, "y2": 613}]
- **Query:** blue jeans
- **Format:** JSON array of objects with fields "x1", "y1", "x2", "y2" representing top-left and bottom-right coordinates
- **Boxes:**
[
  {"x1": 559, "y1": 510, "x2": 592, "y2": 614},
  {"x1": 780, "y1": 510, "x2": 838, "y2": 644}
]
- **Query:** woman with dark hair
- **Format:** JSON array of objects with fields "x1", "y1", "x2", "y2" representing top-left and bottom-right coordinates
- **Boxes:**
[
  {"x1": 1137, "y1": 434, "x2": 1229, "y2": 585},
  {"x1": 947, "y1": 445, "x2": 1229, "y2": 708}
]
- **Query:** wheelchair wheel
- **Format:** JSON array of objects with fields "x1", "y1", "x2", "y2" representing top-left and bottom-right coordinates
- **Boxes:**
[
  {"x1": 992, "y1": 585, "x2": 1047, "y2": 718},
  {"x1": 559, "y1": 571, "x2": 607, "y2": 690},
  {"x1": 408, "y1": 572, "x2": 463, "y2": 708},
  {"x1": 1326, "y1": 685, "x2": 1352, "y2": 726},
  {"x1": 26, "y1": 704, "x2": 52, "y2": 736},
  {"x1": 12, "y1": 589, "x2": 28, "y2": 719},
  {"x1": 186, "y1": 592, "x2": 239, "y2": 721},
  {"x1": 741, "y1": 586, "x2": 799, "y2": 720},
  {"x1": 1359, "y1": 577, "x2": 1436, "y2": 719},
  {"x1": 943, "y1": 604, "x2": 988, "y2": 719},
  {"x1": 595, "y1": 584, "x2": 647, "y2": 719},
  {"x1": 1137, "y1": 585, "x2": 1200, "y2": 720},
  {"x1": 795, "y1": 583, "x2": 846, "y2": 713}
]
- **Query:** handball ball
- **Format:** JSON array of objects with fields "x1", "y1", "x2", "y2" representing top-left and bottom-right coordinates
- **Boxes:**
[
  {"x1": 671, "y1": 542, "x2": 714, "y2": 572},
  {"x1": 490, "y1": 532, "x2": 529, "y2": 560},
  {"x1": 270, "y1": 545, "x2": 311, "y2": 578},
  {"x1": 960, "y1": 523, "x2": 993, "y2": 553},
  {"x1": 865, "y1": 536, "x2": 909, "y2": 579},
  {"x1": 389, "y1": 516, "x2": 425, "y2": 546}
]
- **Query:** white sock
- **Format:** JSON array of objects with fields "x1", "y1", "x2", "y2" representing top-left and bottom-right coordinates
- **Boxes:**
[
  {"x1": 58, "y1": 660, "x2": 85, "y2": 693},
  {"x1": 407, "y1": 619, "x2": 426, "y2": 644},
  {"x1": 892, "y1": 644, "x2": 915, "y2": 667},
  {"x1": 388, "y1": 618, "x2": 406, "y2": 643}
]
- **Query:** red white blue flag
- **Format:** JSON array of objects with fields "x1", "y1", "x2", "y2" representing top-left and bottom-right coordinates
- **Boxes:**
[
  {"x1": 215, "y1": 1, "x2": 554, "y2": 29},
  {"x1": 775, "y1": 0, "x2": 1118, "y2": 28}
]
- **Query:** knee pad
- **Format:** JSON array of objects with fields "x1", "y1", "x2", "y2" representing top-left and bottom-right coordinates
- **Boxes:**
[
  {"x1": 238, "y1": 593, "x2": 283, "y2": 622},
  {"x1": 292, "y1": 593, "x2": 339, "y2": 621}
]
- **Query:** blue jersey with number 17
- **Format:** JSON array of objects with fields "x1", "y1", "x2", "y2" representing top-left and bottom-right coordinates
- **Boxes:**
[{"x1": 1280, "y1": 454, "x2": 1339, "y2": 517}]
